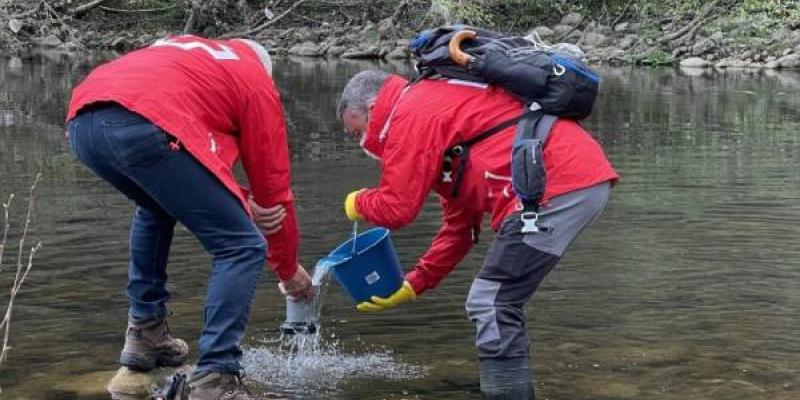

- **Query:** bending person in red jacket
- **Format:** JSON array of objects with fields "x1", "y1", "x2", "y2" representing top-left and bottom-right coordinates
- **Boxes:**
[
  {"x1": 337, "y1": 70, "x2": 619, "y2": 399},
  {"x1": 65, "y1": 35, "x2": 311, "y2": 399}
]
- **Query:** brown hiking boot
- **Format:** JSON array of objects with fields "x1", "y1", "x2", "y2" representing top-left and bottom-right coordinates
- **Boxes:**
[
  {"x1": 187, "y1": 371, "x2": 254, "y2": 400},
  {"x1": 119, "y1": 317, "x2": 188, "y2": 371}
]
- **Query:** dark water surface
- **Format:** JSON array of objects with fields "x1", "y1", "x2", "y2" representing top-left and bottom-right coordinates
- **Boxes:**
[{"x1": 1, "y1": 52, "x2": 799, "y2": 399}]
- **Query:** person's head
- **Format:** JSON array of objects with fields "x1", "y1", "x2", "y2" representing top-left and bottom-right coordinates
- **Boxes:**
[
  {"x1": 235, "y1": 39, "x2": 273, "y2": 75},
  {"x1": 337, "y1": 70, "x2": 391, "y2": 141}
]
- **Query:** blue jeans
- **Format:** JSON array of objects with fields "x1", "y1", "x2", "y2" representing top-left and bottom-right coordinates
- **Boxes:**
[{"x1": 67, "y1": 103, "x2": 266, "y2": 374}]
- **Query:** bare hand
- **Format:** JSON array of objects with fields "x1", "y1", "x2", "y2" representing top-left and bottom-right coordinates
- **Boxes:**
[
  {"x1": 279, "y1": 264, "x2": 313, "y2": 299},
  {"x1": 249, "y1": 197, "x2": 286, "y2": 236}
]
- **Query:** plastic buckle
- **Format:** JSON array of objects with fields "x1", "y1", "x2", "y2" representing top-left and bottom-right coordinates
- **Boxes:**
[
  {"x1": 520, "y1": 211, "x2": 540, "y2": 234},
  {"x1": 442, "y1": 170, "x2": 453, "y2": 183}
]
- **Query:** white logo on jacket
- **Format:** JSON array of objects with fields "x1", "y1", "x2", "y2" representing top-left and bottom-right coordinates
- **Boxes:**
[
  {"x1": 208, "y1": 133, "x2": 218, "y2": 154},
  {"x1": 484, "y1": 171, "x2": 514, "y2": 200}
]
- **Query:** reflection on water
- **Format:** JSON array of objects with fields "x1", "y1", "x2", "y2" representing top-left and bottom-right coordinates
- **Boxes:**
[{"x1": 1, "y1": 51, "x2": 800, "y2": 399}]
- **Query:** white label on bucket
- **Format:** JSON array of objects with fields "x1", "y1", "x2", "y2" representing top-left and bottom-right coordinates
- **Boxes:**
[{"x1": 365, "y1": 271, "x2": 381, "y2": 285}]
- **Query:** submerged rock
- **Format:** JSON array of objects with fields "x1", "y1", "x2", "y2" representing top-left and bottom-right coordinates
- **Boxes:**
[
  {"x1": 108, "y1": 365, "x2": 193, "y2": 400},
  {"x1": 54, "y1": 370, "x2": 117, "y2": 398}
]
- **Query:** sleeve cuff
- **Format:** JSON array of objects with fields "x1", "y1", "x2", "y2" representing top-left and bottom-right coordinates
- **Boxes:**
[
  {"x1": 275, "y1": 261, "x2": 298, "y2": 281},
  {"x1": 345, "y1": 189, "x2": 364, "y2": 221},
  {"x1": 405, "y1": 270, "x2": 428, "y2": 296}
]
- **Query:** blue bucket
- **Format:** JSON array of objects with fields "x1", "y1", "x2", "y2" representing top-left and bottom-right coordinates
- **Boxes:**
[{"x1": 325, "y1": 227, "x2": 404, "y2": 303}]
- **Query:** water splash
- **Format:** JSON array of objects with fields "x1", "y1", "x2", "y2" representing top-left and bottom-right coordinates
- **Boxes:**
[
  {"x1": 242, "y1": 332, "x2": 427, "y2": 397},
  {"x1": 247, "y1": 255, "x2": 426, "y2": 396}
]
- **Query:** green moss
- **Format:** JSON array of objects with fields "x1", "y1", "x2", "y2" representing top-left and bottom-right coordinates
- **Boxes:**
[{"x1": 635, "y1": 49, "x2": 675, "y2": 66}]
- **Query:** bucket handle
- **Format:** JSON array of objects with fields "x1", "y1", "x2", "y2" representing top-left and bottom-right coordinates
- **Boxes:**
[
  {"x1": 350, "y1": 221, "x2": 358, "y2": 255},
  {"x1": 449, "y1": 30, "x2": 477, "y2": 66}
]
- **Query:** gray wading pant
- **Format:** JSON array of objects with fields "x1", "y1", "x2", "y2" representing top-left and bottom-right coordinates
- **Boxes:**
[{"x1": 466, "y1": 182, "x2": 612, "y2": 399}]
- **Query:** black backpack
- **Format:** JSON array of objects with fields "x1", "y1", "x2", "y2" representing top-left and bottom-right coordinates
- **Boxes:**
[
  {"x1": 410, "y1": 25, "x2": 600, "y2": 232},
  {"x1": 411, "y1": 25, "x2": 599, "y2": 119}
]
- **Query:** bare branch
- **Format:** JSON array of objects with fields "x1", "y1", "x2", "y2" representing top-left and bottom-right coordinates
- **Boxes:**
[
  {"x1": 14, "y1": 173, "x2": 41, "y2": 286},
  {"x1": 183, "y1": 0, "x2": 197, "y2": 34},
  {"x1": 0, "y1": 173, "x2": 42, "y2": 371},
  {"x1": 219, "y1": 0, "x2": 306, "y2": 39},
  {"x1": 0, "y1": 242, "x2": 41, "y2": 366},
  {"x1": 70, "y1": 0, "x2": 110, "y2": 17},
  {"x1": 0, "y1": 194, "x2": 13, "y2": 274},
  {"x1": 611, "y1": 0, "x2": 635, "y2": 28},
  {"x1": 98, "y1": 4, "x2": 178, "y2": 13},
  {"x1": 659, "y1": 0, "x2": 721, "y2": 44}
]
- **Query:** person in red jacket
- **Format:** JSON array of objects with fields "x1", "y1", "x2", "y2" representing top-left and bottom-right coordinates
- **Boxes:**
[
  {"x1": 65, "y1": 35, "x2": 311, "y2": 399},
  {"x1": 337, "y1": 70, "x2": 618, "y2": 399}
]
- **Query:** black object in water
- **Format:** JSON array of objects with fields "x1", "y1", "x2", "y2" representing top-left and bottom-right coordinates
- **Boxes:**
[
  {"x1": 150, "y1": 372, "x2": 187, "y2": 400},
  {"x1": 279, "y1": 320, "x2": 318, "y2": 335}
]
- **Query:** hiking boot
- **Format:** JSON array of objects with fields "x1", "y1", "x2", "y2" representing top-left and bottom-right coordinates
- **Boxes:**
[
  {"x1": 119, "y1": 317, "x2": 188, "y2": 371},
  {"x1": 187, "y1": 371, "x2": 254, "y2": 400}
]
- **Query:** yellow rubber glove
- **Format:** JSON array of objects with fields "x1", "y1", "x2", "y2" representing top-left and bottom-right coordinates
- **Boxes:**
[
  {"x1": 344, "y1": 189, "x2": 365, "y2": 221},
  {"x1": 357, "y1": 281, "x2": 417, "y2": 312}
]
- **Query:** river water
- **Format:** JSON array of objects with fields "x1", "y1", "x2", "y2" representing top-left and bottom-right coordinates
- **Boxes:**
[{"x1": 0, "y1": 52, "x2": 799, "y2": 399}]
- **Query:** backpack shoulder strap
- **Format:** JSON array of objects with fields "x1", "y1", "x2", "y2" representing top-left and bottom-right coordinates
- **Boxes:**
[
  {"x1": 444, "y1": 111, "x2": 528, "y2": 198},
  {"x1": 532, "y1": 113, "x2": 557, "y2": 142},
  {"x1": 461, "y1": 109, "x2": 533, "y2": 148},
  {"x1": 515, "y1": 113, "x2": 558, "y2": 215}
]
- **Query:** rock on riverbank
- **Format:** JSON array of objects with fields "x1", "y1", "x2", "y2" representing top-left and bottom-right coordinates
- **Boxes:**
[{"x1": 3, "y1": 4, "x2": 800, "y2": 69}]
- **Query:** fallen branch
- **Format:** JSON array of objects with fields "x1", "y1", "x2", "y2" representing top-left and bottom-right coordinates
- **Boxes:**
[
  {"x1": 42, "y1": 0, "x2": 73, "y2": 31},
  {"x1": 611, "y1": 0, "x2": 634, "y2": 28},
  {"x1": 219, "y1": 0, "x2": 305, "y2": 39},
  {"x1": 659, "y1": 0, "x2": 721, "y2": 44},
  {"x1": 99, "y1": 4, "x2": 178, "y2": 13},
  {"x1": 183, "y1": 0, "x2": 197, "y2": 33},
  {"x1": 70, "y1": 0, "x2": 110, "y2": 17},
  {"x1": 676, "y1": 15, "x2": 713, "y2": 45},
  {"x1": 555, "y1": 0, "x2": 595, "y2": 42},
  {"x1": 390, "y1": 0, "x2": 409, "y2": 21},
  {"x1": 555, "y1": 15, "x2": 585, "y2": 42}
]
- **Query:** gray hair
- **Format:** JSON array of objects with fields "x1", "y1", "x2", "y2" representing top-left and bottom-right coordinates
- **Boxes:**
[
  {"x1": 235, "y1": 39, "x2": 273, "y2": 75},
  {"x1": 337, "y1": 69, "x2": 391, "y2": 118}
]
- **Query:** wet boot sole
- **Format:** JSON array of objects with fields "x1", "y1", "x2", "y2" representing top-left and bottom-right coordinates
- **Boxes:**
[{"x1": 120, "y1": 350, "x2": 188, "y2": 372}]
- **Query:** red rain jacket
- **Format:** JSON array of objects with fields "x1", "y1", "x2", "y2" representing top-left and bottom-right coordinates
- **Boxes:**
[
  {"x1": 355, "y1": 75, "x2": 619, "y2": 295},
  {"x1": 66, "y1": 35, "x2": 298, "y2": 280}
]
